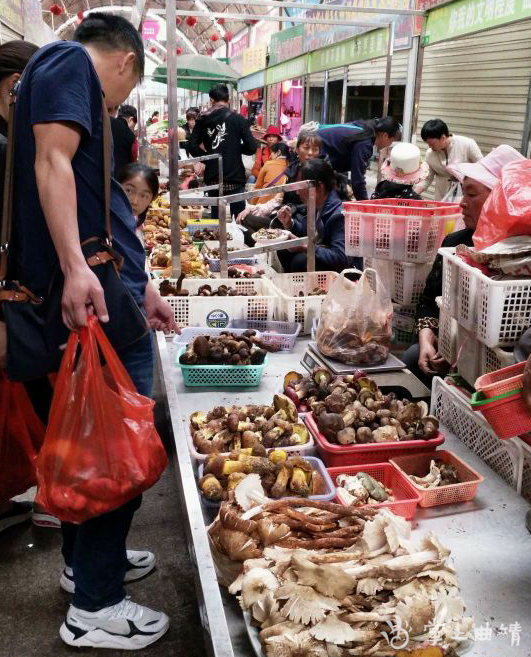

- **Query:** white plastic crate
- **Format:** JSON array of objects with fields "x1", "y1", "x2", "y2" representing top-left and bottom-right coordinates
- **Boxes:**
[
  {"x1": 343, "y1": 199, "x2": 460, "y2": 263},
  {"x1": 269, "y1": 271, "x2": 338, "y2": 335},
  {"x1": 481, "y1": 344, "x2": 516, "y2": 376},
  {"x1": 438, "y1": 307, "x2": 458, "y2": 365},
  {"x1": 440, "y1": 247, "x2": 531, "y2": 347},
  {"x1": 518, "y1": 439, "x2": 531, "y2": 503},
  {"x1": 368, "y1": 257, "x2": 432, "y2": 305},
  {"x1": 363, "y1": 257, "x2": 393, "y2": 298},
  {"x1": 153, "y1": 278, "x2": 279, "y2": 330},
  {"x1": 430, "y1": 377, "x2": 523, "y2": 489}
]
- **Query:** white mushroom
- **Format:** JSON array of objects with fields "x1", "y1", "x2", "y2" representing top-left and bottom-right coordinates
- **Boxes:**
[
  {"x1": 291, "y1": 554, "x2": 356, "y2": 599},
  {"x1": 239, "y1": 567, "x2": 279, "y2": 609},
  {"x1": 309, "y1": 614, "x2": 376, "y2": 645},
  {"x1": 235, "y1": 473, "x2": 270, "y2": 511},
  {"x1": 275, "y1": 583, "x2": 340, "y2": 625}
]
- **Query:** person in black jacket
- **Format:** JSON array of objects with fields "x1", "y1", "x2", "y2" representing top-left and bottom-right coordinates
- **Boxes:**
[
  {"x1": 276, "y1": 158, "x2": 360, "y2": 273},
  {"x1": 110, "y1": 104, "x2": 137, "y2": 176},
  {"x1": 188, "y1": 83, "x2": 257, "y2": 219},
  {"x1": 402, "y1": 145, "x2": 526, "y2": 387},
  {"x1": 317, "y1": 117, "x2": 401, "y2": 201}
]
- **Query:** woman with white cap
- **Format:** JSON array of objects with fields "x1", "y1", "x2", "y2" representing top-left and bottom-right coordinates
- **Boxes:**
[
  {"x1": 402, "y1": 144, "x2": 526, "y2": 387},
  {"x1": 372, "y1": 142, "x2": 429, "y2": 200}
]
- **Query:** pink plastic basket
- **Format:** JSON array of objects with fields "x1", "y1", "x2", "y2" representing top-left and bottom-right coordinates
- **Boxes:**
[
  {"x1": 470, "y1": 389, "x2": 531, "y2": 440},
  {"x1": 474, "y1": 361, "x2": 524, "y2": 399},
  {"x1": 327, "y1": 462, "x2": 421, "y2": 519},
  {"x1": 343, "y1": 198, "x2": 461, "y2": 262},
  {"x1": 390, "y1": 450, "x2": 484, "y2": 508},
  {"x1": 305, "y1": 413, "x2": 445, "y2": 467}
]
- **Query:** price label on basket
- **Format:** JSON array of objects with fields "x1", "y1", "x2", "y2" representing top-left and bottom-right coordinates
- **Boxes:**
[{"x1": 206, "y1": 309, "x2": 230, "y2": 329}]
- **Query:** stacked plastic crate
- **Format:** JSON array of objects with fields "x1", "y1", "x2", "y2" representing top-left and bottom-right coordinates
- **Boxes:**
[
  {"x1": 438, "y1": 247, "x2": 525, "y2": 386},
  {"x1": 342, "y1": 199, "x2": 461, "y2": 351}
]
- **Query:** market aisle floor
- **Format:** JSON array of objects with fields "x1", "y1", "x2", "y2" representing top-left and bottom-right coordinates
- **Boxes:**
[{"x1": 0, "y1": 399, "x2": 205, "y2": 657}]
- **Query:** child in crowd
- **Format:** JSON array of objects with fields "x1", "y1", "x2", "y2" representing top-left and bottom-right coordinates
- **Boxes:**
[{"x1": 117, "y1": 163, "x2": 160, "y2": 228}]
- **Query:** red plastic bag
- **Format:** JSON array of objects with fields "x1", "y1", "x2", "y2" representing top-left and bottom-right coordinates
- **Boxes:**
[
  {"x1": 35, "y1": 317, "x2": 167, "y2": 524},
  {"x1": 473, "y1": 160, "x2": 531, "y2": 250},
  {"x1": 0, "y1": 371, "x2": 45, "y2": 501}
]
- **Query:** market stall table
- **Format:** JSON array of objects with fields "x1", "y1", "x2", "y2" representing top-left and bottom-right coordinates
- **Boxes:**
[{"x1": 156, "y1": 333, "x2": 531, "y2": 657}]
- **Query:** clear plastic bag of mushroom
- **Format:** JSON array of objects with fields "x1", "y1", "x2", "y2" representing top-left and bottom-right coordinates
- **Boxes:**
[{"x1": 316, "y1": 270, "x2": 393, "y2": 365}]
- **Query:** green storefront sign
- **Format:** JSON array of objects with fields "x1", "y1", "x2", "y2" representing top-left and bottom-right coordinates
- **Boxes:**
[
  {"x1": 308, "y1": 27, "x2": 388, "y2": 74},
  {"x1": 425, "y1": 0, "x2": 531, "y2": 44},
  {"x1": 266, "y1": 55, "x2": 308, "y2": 85},
  {"x1": 269, "y1": 25, "x2": 304, "y2": 66}
]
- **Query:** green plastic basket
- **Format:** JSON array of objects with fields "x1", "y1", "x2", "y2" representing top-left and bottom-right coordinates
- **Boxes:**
[{"x1": 176, "y1": 347, "x2": 267, "y2": 387}]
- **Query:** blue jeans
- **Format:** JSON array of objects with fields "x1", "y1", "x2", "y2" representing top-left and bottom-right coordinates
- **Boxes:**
[{"x1": 61, "y1": 329, "x2": 154, "y2": 611}]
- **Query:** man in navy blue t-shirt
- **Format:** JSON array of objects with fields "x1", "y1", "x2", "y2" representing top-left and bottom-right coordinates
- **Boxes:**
[{"x1": 12, "y1": 13, "x2": 175, "y2": 649}]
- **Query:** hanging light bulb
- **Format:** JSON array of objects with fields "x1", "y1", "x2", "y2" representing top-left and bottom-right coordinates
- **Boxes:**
[
  {"x1": 176, "y1": 16, "x2": 182, "y2": 26},
  {"x1": 185, "y1": 16, "x2": 197, "y2": 27},
  {"x1": 282, "y1": 80, "x2": 292, "y2": 95},
  {"x1": 150, "y1": 46, "x2": 157, "y2": 53},
  {"x1": 176, "y1": 47, "x2": 182, "y2": 55},
  {"x1": 49, "y1": 4, "x2": 63, "y2": 16},
  {"x1": 217, "y1": 17, "x2": 225, "y2": 25},
  {"x1": 77, "y1": 10, "x2": 84, "y2": 21},
  {"x1": 223, "y1": 32, "x2": 232, "y2": 43},
  {"x1": 209, "y1": 32, "x2": 219, "y2": 42}
]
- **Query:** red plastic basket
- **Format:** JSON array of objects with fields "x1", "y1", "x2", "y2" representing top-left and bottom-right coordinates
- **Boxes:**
[
  {"x1": 470, "y1": 389, "x2": 531, "y2": 440},
  {"x1": 474, "y1": 361, "x2": 524, "y2": 399},
  {"x1": 304, "y1": 413, "x2": 445, "y2": 467},
  {"x1": 390, "y1": 450, "x2": 484, "y2": 508},
  {"x1": 327, "y1": 463, "x2": 421, "y2": 519}
]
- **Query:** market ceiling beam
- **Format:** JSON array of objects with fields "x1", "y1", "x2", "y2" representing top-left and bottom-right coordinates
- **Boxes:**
[
  {"x1": 175, "y1": 10, "x2": 391, "y2": 26},
  {"x1": 194, "y1": 0, "x2": 425, "y2": 16}
]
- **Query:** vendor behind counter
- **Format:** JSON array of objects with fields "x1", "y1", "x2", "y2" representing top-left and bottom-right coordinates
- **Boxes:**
[{"x1": 275, "y1": 158, "x2": 362, "y2": 273}]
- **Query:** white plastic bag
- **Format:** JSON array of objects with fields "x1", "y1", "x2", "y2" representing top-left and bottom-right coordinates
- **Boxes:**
[{"x1": 315, "y1": 269, "x2": 393, "y2": 365}]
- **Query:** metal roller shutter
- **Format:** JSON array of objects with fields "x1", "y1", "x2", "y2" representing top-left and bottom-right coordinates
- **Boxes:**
[
  {"x1": 347, "y1": 50, "x2": 409, "y2": 86},
  {"x1": 1, "y1": 22, "x2": 22, "y2": 42},
  {"x1": 416, "y1": 21, "x2": 531, "y2": 154}
]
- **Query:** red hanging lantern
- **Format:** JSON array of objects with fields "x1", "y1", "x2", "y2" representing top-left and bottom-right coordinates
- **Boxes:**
[
  {"x1": 185, "y1": 15, "x2": 197, "y2": 27},
  {"x1": 209, "y1": 32, "x2": 219, "y2": 42},
  {"x1": 77, "y1": 10, "x2": 84, "y2": 20},
  {"x1": 216, "y1": 17, "x2": 225, "y2": 25},
  {"x1": 176, "y1": 47, "x2": 182, "y2": 55},
  {"x1": 49, "y1": 4, "x2": 63, "y2": 16},
  {"x1": 150, "y1": 46, "x2": 156, "y2": 53},
  {"x1": 176, "y1": 16, "x2": 182, "y2": 26},
  {"x1": 223, "y1": 32, "x2": 232, "y2": 43}
]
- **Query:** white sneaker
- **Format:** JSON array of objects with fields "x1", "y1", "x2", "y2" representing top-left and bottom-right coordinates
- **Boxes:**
[
  {"x1": 59, "y1": 597, "x2": 169, "y2": 650},
  {"x1": 60, "y1": 550, "x2": 156, "y2": 594}
]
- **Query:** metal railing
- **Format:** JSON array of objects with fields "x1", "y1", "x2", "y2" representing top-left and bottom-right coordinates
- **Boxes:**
[{"x1": 175, "y1": 180, "x2": 317, "y2": 278}]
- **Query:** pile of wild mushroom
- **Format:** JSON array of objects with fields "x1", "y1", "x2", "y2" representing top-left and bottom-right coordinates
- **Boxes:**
[
  {"x1": 228, "y1": 266, "x2": 264, "y2": 279},
  {"x1": 409, "y1": 460, "x2": 460, "y2": 489},
  {"x1": 179, "y1": 331, "x2": 279, "y2": 367},
  {"x1": 209, "y1": 493, "x2": 376, "y2": 564},
  {"x1": 200, "y1": 450, "x2": 327, "y2": 502},
  {"x1": 335, "y1": 473, "x2": 394, "y2": 507},
  {"x1": 298, "y1": 287, "x2": 326, "y2": 297},
  {"x1": 192, "y1": 229, "x2": 232, "y2": 241},
  {"x1": 284, "y1": 369, "x2": 439, "y2": 445},
  {"x1": 190, "y1": 394, "x2": 309, "y2": 454},
  {"x1": 229, "y1": 509, "x2": 473, "y2": 656}
]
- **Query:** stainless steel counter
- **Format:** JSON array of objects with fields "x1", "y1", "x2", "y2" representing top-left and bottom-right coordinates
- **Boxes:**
[{"x1": 156, "y1": 333, "x2": 531, "y2": 657}]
